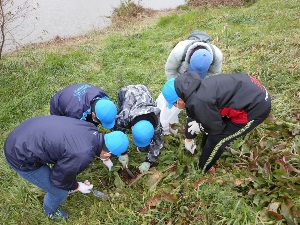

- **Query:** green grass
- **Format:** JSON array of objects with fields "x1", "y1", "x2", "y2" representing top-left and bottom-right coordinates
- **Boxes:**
[{"x1": 1, "y1": 0, "x2": 300, "y2": 224}]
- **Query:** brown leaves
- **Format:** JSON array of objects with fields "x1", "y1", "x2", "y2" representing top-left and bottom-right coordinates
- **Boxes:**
[
  {"x1": 192, "y1": 177, "x2": 214, "y2": 189},
  {"x1": 137, "y1": 192, "x2": 176, "y2": 215},
  {"x1": 267, "y1": 202, "x2": 283, "y2": 221}
]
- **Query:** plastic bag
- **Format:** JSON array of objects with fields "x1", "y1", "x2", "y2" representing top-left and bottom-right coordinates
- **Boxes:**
[{"x1": 156, "y1": 92, "x2": 182, "y2": 135}]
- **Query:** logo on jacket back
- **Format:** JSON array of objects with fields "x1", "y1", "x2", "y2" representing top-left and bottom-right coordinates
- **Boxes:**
[
  {"x1": 73, "y1": 84, "x2": 91, "y2": 101},
  {"x1": 249, "y1": 76, "x2": 269, "y2": 101}
]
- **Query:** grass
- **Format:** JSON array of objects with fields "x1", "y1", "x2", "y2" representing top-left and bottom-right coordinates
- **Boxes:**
[{"x1": 0, "y1": 0, "x2": 300, "y2": 224}]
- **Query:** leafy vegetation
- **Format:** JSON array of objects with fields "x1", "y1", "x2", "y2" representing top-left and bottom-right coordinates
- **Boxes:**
[{"x1": 0, "y1": 0, "x2": 299, "y2": 224}]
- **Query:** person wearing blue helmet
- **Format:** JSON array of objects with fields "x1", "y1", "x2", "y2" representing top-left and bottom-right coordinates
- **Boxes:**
[
  {"x1": 113, "y1": 85, "x2": 164, "y2": 173},
  {"x1": 158, "y1": 31, "x2": 223, "y2": 155},
  {"x1": 161, "y1": 72, "x2": 271, "y2": 174},
  {"x1": 4, "y1": 115, "x2": 129, "y2": 221},
  {"x1": 50, "y1": 83, "x2": 117, "y2": 129}
]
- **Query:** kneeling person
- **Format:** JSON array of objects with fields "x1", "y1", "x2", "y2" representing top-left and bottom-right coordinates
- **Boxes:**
[{"x1": 114, "y1": 85, "x2": 164, "y2": 173}]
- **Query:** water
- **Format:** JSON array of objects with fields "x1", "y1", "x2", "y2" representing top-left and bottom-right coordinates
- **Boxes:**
[{"x1": 3, "y1": 0, "x2": 185, "y2": 53}]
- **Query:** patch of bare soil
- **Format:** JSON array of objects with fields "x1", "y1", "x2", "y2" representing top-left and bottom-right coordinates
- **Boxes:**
[{"x1": 118, "y1": 165, "x2": 140, "y2": 184}]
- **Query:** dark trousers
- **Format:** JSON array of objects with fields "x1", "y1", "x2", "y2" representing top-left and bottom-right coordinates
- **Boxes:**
[{"x1": 185, "y1": 107, "x2": 271, "y2": 174}]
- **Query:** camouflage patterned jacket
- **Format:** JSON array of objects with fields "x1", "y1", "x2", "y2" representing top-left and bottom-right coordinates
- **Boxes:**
[{"x1": 115, "y1": 85, "x2": 164, "y2": 164}]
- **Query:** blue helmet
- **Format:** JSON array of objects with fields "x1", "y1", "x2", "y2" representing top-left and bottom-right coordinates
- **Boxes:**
[
  {"x1": 187, "y1": 49, "x2": 212, "y2": 79},
  {"x1": 104, "y1": 131, "x2": 129, "y2": 157},
  {"x1": 161, "y1": 78, "x2": 179, "y2": 109},
  {"x1": 94, "y1": 99, "x2": 117, "y2": 129},
  {"x1": 132, "y1": 120, "x2": 154, "y2": 147}
]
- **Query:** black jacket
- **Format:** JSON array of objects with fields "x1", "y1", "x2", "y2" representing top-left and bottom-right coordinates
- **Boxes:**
[
  {"x1": 4, "y1": 115, "x2": 103, "y2": 190},
  {"x1": 175, "y1": 72, "x2": 271, "y2": 135}
]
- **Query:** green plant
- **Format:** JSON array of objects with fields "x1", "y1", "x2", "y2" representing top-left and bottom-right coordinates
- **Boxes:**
[{"x1": 0, "y1": 0, "x2": 299, "y2": 224}]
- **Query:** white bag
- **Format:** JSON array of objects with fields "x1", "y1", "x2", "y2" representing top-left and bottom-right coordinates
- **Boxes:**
[{"x1": 156, "y1": 92, "x2": 182, "y2": 135}]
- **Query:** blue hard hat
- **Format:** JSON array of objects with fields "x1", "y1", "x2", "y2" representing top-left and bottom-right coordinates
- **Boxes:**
[
  {"x1": 188, "y1": 49, "x2": 213, "y2": 79},
  {"x1": 161, "y1": 78, "x2": 179, "y2": 109},
  {"x1": 104, "y1": 131, "x2": 129, "y2": 157},
  {"x1": 95, "y1": 99, "x2": 117, "y2": 129},
  {"x1": 132, "y1": 120, "x2": 154, "y2": 147}
]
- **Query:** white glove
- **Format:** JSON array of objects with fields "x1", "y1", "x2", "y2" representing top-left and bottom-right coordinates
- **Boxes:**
[
  {"x1": 77, "y1": 181, "x2": 93, "y2": 194},
  {"x1": 118, "y1": 154, "x2": 129, "y2": 167},
  {"x1": 169, "y1": 127, "x2": 178, "y2": 136},
  {"x1": 188, "y1": 121, "x2": 201, "y2": 135},
  {"x1": 139, "y1": 162, "x2": 151, "y2": 173},
  {"x1": 102, "y1": 158, "x2": 113, "y2": 171},
  {"x1": 185, "y1": 139, "x2": 196, "y2": 154}
]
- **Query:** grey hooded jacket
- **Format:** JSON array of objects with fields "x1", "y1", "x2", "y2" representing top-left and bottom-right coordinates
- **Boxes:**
[{"x1": 165, "y1": 40, "x2": 223, "y2": 80}]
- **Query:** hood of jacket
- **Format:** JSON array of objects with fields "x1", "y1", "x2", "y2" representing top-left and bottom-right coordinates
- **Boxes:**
[{"x1": 175, "y1": 71, "x2": 202, "y2": 102}]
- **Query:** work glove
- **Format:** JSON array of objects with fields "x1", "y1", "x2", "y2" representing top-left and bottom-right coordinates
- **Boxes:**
[
  {"x1": 169, "y1": 127, "x2": 178, "y2": 136},
  {"x1": 118, "y1": 154, "x2": 129, "y2": 167},
  {"x1": 102, "y1": 158, "x2": 113, "y2": 171},
  {"x1": 185, "y1": 139, "x2": 197, "y2": 154},
  {"x1": 139, "y1": 162, "x2": 151, "y2": 173},
  {"x1": 77, "y1": 181, "x2": 93, "y2": 194},
  {"x1": 187, "y1": 121, "x2": 201, "y2": 135}
]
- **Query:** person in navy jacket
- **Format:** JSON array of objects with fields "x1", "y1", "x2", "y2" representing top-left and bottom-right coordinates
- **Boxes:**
[
  {"x1": 4, "y1": 115, "x2": 129, "y2": 220},
  {"x1": 50, "y1": 83, "x2": 117, "y2": 129},
  {"x1": 161, "y1": 72, "x2": 271, "y2": 174}
]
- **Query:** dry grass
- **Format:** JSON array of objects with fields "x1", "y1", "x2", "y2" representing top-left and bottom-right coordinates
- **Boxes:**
[{"x1": 186, "y1": 0, "x2": 257, "y2": 7}]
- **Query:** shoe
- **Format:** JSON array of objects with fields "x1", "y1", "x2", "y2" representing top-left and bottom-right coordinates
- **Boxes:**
[
  {"x1": 206, "y1": 166, "x2": 216, "y2": 174},
  {"x1": 48, "y1": 208, "x2": 69, "y2": 221}
]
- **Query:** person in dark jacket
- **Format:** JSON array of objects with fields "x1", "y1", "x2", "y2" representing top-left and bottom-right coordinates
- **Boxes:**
[
  {"x1": 3, "y1": 115, "x2": 129, "y2": 220},
  {"x1": 50, "y1": 83, "x2": 117, "y2": 129},
  {"x1": 161, "y1": 72, "x2": 271, "y2": 174},
  {"x1": 114, "y1": 85, "x2": 164, "y2": 173}
]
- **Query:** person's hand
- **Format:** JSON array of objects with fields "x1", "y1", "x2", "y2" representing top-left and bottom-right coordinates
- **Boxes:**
[
  {"x1": 169, "y1": 127, "x2": 178, "y2": 136},
  {"x1": 139, "y1": 162, "x2": 151, "y2": 173},
  {"x1": 188, "y1": 121, "x2": 201, "y2": 135},
  {"x1": 102, "y1": 159, "x2": 113, "y2": 171},
  {"x1": 118, "y1": 154, "x2": 129, "y2": 167},
  {"x1": 185, "y1": 139, "x2": 196, "y2": 154},
  {"x1": 77, "y1": 181, "x2": 93, "y2": 194}
]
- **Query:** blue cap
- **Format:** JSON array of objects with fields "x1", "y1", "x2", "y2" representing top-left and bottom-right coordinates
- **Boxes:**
[
  {"x1": 104, "y1": 131, "x2": 129, "y2": 157},
  {"x1": 95, "y1": 99, "x2": 117, "y2": 129},
  {"x1": 188, "y1": 49, "x2": 212, "y2": 79},
  {"x1": 161, "y1": 78, "x2": 179, "y2": 109},
  {"x1": 132, "y1": 120, "x2": 154, "y2": 147}
]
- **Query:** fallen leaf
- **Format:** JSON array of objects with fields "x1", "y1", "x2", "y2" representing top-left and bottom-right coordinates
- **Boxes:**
[
  {"x1": 147, "y1": 171, "x2": 162, "y2": 189},
  {"x1": 286, "y1": 165, "x2": 300, "y2": 173},
  {"x1": 268, "y1": 210, "x2": 283, "y2": 221},
  {"x1": 264, "y1": 162, "x2": 271, "y2": 177},
  {"x1": 161, "y1": 192, "x2": 176, "y2": 203},
  {"x1": 268, "y1": 202, "x2": 281, "y2": 212},
  {"x1": 248, "y1": 189, "x2": 258, "y2": 195},
  {"x1": 233, "y1": 178, "x2": 245, "y2": 187},
  {"x1": 192, "y1": 177, "x2": 213, "y2": 189},
  {"x1": 137, "y1": 207, "x2": 148, "y2": 215},
  {"x1": 145, "y1": 195, "x2": 161, "y2": 207}
]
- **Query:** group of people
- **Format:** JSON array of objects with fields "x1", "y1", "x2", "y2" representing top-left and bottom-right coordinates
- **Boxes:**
[{"x1": 3, "y1": 30, "x2": 271, "y2": 221}]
